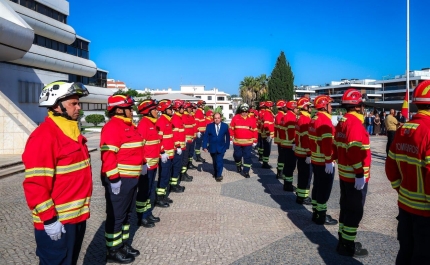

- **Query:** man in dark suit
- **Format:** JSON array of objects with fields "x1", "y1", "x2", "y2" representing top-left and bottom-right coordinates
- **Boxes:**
[{"x1": 202, "y1": 112, "x2": 230, "y2": 182}]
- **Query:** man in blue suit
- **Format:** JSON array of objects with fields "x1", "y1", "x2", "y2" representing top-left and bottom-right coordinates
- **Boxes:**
[{"x1": 203, "y1": 112, "x2": 230, "y2": 182}]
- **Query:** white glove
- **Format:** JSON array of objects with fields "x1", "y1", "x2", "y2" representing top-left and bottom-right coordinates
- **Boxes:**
[
  {"x1": 161, "y1": 153, "x2": 169, "y2": 163},
  {"x1": 305, "y1": 156, "x2": 311, "y2": 164},
  {"x1": 141, "y1": 164, "x2": 148, "y2": 175},
  {"x1": 44, "y1": 220, "x2": 66, "y2": 241},
  {"x1": 252, "y1": 143, "x2": 257, "y2": 148},
  {"x1": 354, "y1": 176, "x2": 366, "y2": 190},
  {"x1": 292, "y1": 144, "x2": 296, "y2": 151},
  {"x1": 266, "y1": 137, "x2": 272, "y2": 143},
  {"x1": 230, "y1": 141, "x2": 233, "y2": 145},
  {"x1": 176, "y1": 148, "x2": 182, "y2": 155},
  {"x1": 197, "y1": 132, "x2": 202, "y2": 138},
  {"x1": 111, "y1": 180, "x2": 121, "y2": 195},
  {"x1": 325, "y1": 162, "x2": 334, "y2": 174}
]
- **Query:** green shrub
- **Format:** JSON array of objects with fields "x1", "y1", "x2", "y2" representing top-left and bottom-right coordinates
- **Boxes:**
[{"x1": 85, "y1": 114, "x2": 105, "y2": 126}]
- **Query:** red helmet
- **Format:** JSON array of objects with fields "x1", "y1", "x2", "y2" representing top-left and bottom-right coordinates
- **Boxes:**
[
  {"x1": 157, "y1": 99, "x2": 172, "y2": 112},
  {"x1": 276, "y1": 100, "x2": 286, "y2": 108},
  {"x1": 197, "y1": 100, "x2": 206, "y2": 107},
  {"x1": 206, "y1": 109, "x2": 214, "y2": 116},
  {"x1": 286, "y1": 100, "x2": 297, "y2": 110},
  {"x1": 412, "y1": 80, "x2": 430, "y2": 105},
  {"x1": 191, "y1": 103, "x2": 197, "y2": 109},
  {"x1": 172, "y1": 99, "x2": 184, "y2": 110},
  {"x1": 264, "y1": 101, "x2": 274, "y2": 108},
  {"x1": 107, "y1": 95, "x2": 134, "y2": 111},
  {"x1": 341, "y1": 89, "x2": 363, "y2": 105},
  {"x1": 313, "y1": 95, "x2": 333, "y2": 110},
  {"x1": 138, "y1": 99, "x2": 158, "y2": 115},
  {"x1": 259, "y1": 101, "x2": 266, "y2": 108},
  {"x1": 297, "y1": 97, "x2": 311, "y2": 109},
  {"x1": 183, "y1": 101, "x2": 192, "y2": 109}
]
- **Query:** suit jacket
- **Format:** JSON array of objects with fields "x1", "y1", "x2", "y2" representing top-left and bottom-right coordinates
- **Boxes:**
[
  {"x1": 202, "y1": 122, "x2": 230, "y2": 154},
  {"x1": 365, "y1": 116, "x2": 374, "y2": 126}
]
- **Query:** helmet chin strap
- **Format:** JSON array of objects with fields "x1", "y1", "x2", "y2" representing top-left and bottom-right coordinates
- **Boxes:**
[{"x1": 52, "y1": 102, "x2": 74, "y2": 120}]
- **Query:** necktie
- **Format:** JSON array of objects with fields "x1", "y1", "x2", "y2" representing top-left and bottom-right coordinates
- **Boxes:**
[{"x1": 216, "y1": 124, "x2": 219, "y2": 136}]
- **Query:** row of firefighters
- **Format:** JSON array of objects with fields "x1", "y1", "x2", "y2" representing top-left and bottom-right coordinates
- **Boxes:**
[{"x1": 22, "y1": 79, "x2": 430, "y2": 264}]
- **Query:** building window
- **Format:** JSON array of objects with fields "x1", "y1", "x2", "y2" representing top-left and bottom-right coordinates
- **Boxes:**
[
  {"x1": 18, "y1": 81, "x2": 42, "y2": 103},
  {"x1": 229, "y1": 105, "x2": 232, "y2": 110},
  {"x1": 217, "y1": 96, "x2": 225, "y2": 101},
  {"x1": 208, "y1": 96, "x2": 212, "y2": 100},
  {"x1": 19, "y1": 0, "x2": 67, "y2": 23},
  {"x1": 207, "y1": 105, "x2": 213, "y2": 109},
  {"x1": 195, "y1": 96, "x2": 201, "y2": 99}
]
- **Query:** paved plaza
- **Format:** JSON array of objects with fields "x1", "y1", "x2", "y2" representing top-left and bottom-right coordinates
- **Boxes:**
[{"x1": 0, "y1": 134, "x2": 399, "y2": 265}]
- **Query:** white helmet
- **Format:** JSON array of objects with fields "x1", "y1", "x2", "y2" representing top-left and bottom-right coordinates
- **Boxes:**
[
  {"x1": 39, "y1": 81, "x2": 89, "y2": 107},
  {"x1": 240, "y1": 103, "x2": 249, "y2": 112}
]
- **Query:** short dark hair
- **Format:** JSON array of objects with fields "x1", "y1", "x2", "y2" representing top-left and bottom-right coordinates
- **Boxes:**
[{"x1": 213, "y1": 112, "x2": 221, "y2": 118}]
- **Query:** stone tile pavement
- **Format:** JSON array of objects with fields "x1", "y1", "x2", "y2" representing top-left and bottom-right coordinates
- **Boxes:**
[{"x1": 0, "y1": 134, "x2": 399, "y2": 265}]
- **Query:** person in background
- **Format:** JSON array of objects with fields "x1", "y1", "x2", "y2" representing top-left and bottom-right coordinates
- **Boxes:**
[
  {"x1": 398, "y1": 112, "x2": 406, "y2": 123},
  {"x1": 364, "y1": 113, "x2": 374, "y2": 135},
  {"x1": 380, "y1": 112, "x2": 386, "y2": 135},
  {"x1": 385, "y1": 109, "x2": 400, "y2": 156},
  {"x1": 386, "y1": 80, "x2": 430, "y2": 264},
  {"x1": 373, "y1": 113, "x2": 381, "y2": 136},
  {"x1": 194, "y1": 100, "x2": 207, "y2": 163},
  {"x1": 23, "y1": 81, "x2": 92, "y2": 265},
  {"x1": 203, "y1": 112, "x2": 230, "y2": 181}
]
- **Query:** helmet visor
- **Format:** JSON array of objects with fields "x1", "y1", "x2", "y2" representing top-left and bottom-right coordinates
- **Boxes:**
[{"x1": 71, "y1": 83, "x2": 89, "y2": 97}]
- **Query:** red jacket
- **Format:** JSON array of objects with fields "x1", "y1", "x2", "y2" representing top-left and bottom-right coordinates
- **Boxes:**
[
  {"x1": 263, "y1": 109, "x2": 275, "y2": 138},
  {"x1": 171, "y1": 112, "x2": 186, "y2": 150},
  {"x1": 280, "y1": 110, "x2": 297, "y2": 148},
  {"x1": 100, "y1": 116, "x2": 145, "y2": 181},
  {"x1": 23, "y1": 117, "x2": 92, "y2": 230},
  {"x1": 295, "y1": 111, "x2": 312, "y2": 158},
  {"x1": 386, "y1": 112, "x2": 430, "y2": 217},
  {"x1": 308, "y1": 111, "x2": 337, "y2": 165},
  {"x1": 182, "y1": 111, "x2": 197, "y2": 143},
  {"x1": 258, "y1": 109, "x2": 265, "y2": 134},
  {"x1": 156, "y1": 114, "x2": 175, "y2": 158},
  {"x1": 195, "y1": 108, "x2": 206, "y2": 133},
  {"x1": 229, "y1": 114, "x2": 258, "y2": 146},
  {"x1": 274, "y1": 110, "x2": 286, "y2": 145},
  {"x1": 138, "y1": 116, "x2": 160, "y2": 168},
  {"x1": 335, "y1": 112, "x2": 370, "y2": 183},
  {"x1": 205, "y1": 115, "x2": 213, "y2": 126}
]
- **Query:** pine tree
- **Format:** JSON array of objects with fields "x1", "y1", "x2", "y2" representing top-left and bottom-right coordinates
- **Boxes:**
[{"x1": 268, "y1": 51, "x2": 294, "y2": 103}]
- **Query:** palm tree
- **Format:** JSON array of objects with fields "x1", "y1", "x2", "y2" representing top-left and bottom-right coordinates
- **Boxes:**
[
  {"x1": 239, "y1": 76, "x2": 257, "y2": 105},
  {"x1": 255, "y1": 74, "x2": 268, "y2": 102}
]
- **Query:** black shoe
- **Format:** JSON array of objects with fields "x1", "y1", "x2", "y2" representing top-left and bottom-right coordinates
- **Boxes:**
[
  {"x1": 181, "y1": 172, "x2": 193, "y2": 182},
  {"x1": 262, "y1": 162, "x2": 272, "y2": 169},
  {"x1": 276, "y1": 170, "x2": 283, "y2": 179},
  {"x1": 188, "y1": 163, "x2": 198, "y2": 170},
  {"x1": 337, "y1": 240, "x2": 368, "y2": 258},
  {"x1": 237, "y1": 166, "x2": 242, "y2": 173},
  {"x1": 138, "y1": 218, "x2": 155, "y2": 228},
  {"x1": 155, "y1": 196, "x2": 170, "y2": 208},
  {"x1": 244, "y1": 173, "x2": 250, "y2": 178},
  {"x1": 148, "y1": 214, "x2": 160, "y2": 223},
  {"x1": 171, "y1": 184, "x2": 185, "y2": 193},
  {"x1": 315, "y1": 211, "x2": 338, "y2": 225},
  {"x1": 258, "y1": 156, "x2": 263, "y2": 162},
  {"x1": 283, "y1": 182, "x2": 296, "y2": 192},
  {"x1": 296, "y1": 196, "x2": 312, "y2": 205},
  {"x1": 195, "y1": 154, "x2": 205, "y2": 162},
  {"x1": 216, "y1": 176, "x2": 223, "y2": 182},
  {"x1": 164, "y1": 196, "x2": 173, "y2": 204},
  {"x1": 324, "y1": 215, "x2": 338, "y2": 225},
  {"x1": 107, "y1": 248, "x2": 135, "y2": 264},
  {"x1": 122, "y1": 243, "x2": 140, "y2": 257}
]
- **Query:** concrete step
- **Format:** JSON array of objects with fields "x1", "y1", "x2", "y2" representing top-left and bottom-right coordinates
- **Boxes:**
[{"x1": 0, "y1": 163, "x2": 25, "y2": 178}]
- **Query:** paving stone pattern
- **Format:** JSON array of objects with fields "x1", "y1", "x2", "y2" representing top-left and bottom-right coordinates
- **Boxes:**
[{"x1": 0, "y1": 135, "x2": 399, "y2": 264}]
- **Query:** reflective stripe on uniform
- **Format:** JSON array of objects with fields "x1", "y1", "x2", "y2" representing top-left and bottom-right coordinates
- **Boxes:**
[
  {"x1": 56, "y1": 159, "x2": 90, "y2": 174},
  {"x1": 25, "y1": 167, "x2": 54, "y2": 178}
]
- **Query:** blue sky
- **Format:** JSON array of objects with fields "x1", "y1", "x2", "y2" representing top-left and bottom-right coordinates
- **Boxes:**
[{"x1": 70, "y1": 0, "x2": 430, "y2": 95}]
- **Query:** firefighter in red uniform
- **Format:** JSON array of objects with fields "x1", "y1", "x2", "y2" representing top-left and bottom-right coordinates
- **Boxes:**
[
  {"x1": 181, "y1": 102, "x2": 197, "y2": 178},
  {"x1": 194, "y1": 100, "x2": 207, "y2": 162},
  {"x1": 274, "y1": 100, "x2": 287, "y2": 179},
  {"x1": 206, "y1": 109, "x2": 214, "y2": 124},
  {"x1": 294, "y1": 97, "x2": 313, "y2": 205},
  {"x1": 229, "y1": 103, "x2": 258, "y2": 178},
  {"x1": 100, "y1": 94, "x2": 144, "y2": 263},
  {"x1": 171, "y1": 100, "x2": 192, "y2": 185},
  {"x1": 280, "y1": 100, "x2": 299, "y2": 191},
  {"x1": 23, "y1": 81, "x2": 92, "y2": 265},
  {"x1": 308, "y1": 95, "x2": 338, "y2": 226},
  {"x1": 188, "y1": 103, "x2": 199, "y2": 169},
  {"x1": 334, "y1": 89, "x2": 369, "y2": 257},
  {"x1": 136, "y1": 99, "x2": 161, "y2": 228},
  {"x1": 257, "y1": 101, "x2": 266, "y2": 160},
  {"x1": 155, "y1": 99, "x2": 182, "y2": 208},
  {"x1": 386, "y1": 80, "x2": 430, "y2": 264},
  {"x1": 262, "y1": 101, "x2": 275, "y2": 168}
]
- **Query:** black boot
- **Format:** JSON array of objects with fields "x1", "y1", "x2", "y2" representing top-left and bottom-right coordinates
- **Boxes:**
[
  {"x1": 122, "y1": 243, "x2": 140, "y2": 257},
  {"x1": 138, "y1": 217, "x2": 155, "y2": 228},
  {"x1": 237, "y1": 165, "x2": 242, "y2": 173},
  {"x1": 171, "y1": 184, "x2": 185, "y2": 193},
  {"x1": 315, "y1": 211, "x2": 338, "y2": 225},
  {"x1": 188, "y1": 162, "x2": 198, "y2": 170},
  {"x1": 155, "y1": 196, "x2": 170, "y2": 208},
  {"x1": 337, "y1": 239, "x2": 368, "y2": 258},
  {"x1": 106, "y1": 248, "x2": 135, "y2": 264},
  {"x1": 148, "y1": 214, "x2": 160, "y2": 223},
  {"x1": 276, "y1": 170, "x2": 283, "y2": 179},
  {"x1": 195, "y1": 154, "x2": 205, "y2": 162},
  {"x1": 262, "y1": 162, "x2": 272, "y2": 169},
  {"x1": 312, "y1": 209, "x2": 317, "y2": 222},
  {"x1": 244, "y1": 172, "x2": 250, "y2": 178},
  {"x1": 181, "y1": 172, "x2": 193, "y2": 182},
  {"x1": 296, "y1": 196, "x2": 312, "y2": 205},
  {"x1": 283, "y1": 181, "x2": 296, "y2": 192},
  {"x1": 336, "y1": 232, "x2": 342, "y2": 252},
  {"x1": 258, "y1": 155, "x2": 263, "y2": 162},
  {"x1": 164, "y1": 195, "x2": 173, "y2": 204}
]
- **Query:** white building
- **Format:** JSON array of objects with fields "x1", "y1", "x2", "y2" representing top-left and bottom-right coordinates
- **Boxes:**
[
  {"x1": 143, "y1": 85, "x2": 234, "y2": 120},
  {"x1": 0, "y1": 0, "x2": 113, "y2": 154}
]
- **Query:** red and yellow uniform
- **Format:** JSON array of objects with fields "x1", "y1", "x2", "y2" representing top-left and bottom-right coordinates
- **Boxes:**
[
  {"x1": 195, "y1": 107, "x2": 206, "y2": 133},
  {"x1": 274, "y1": 110, "x2": 286, "y2": 145},
  {"x1": 138, "y1": 116, "x2": 160, "y2": 168},
  {"x1": 308, "y1": 112, "x2": 336, "y2": 165},
  {"x1": 295, "y1": 111, "x2": 312, "y2": 158},
  {"x1": 172, "y1": 112, "x2": 186, "y2": 150},
  {"x1": 262, "y1": 109, "x2": 275, "y2": 139},
  {"x1": 280, "y1": 110, "x2": 297, "y2": 149},
  {"x1": 23, "y1": 114, "x2": 92, "y2": 230},
  {"x1": 229, "y1": 114, "x2": 258, "y2": 146},
  {"x1": 183, "y1": 111, "x2": 197, "y2": 143},
  {"x1": 156, "y1": 114, "x2": 175, "y2": 159}
]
